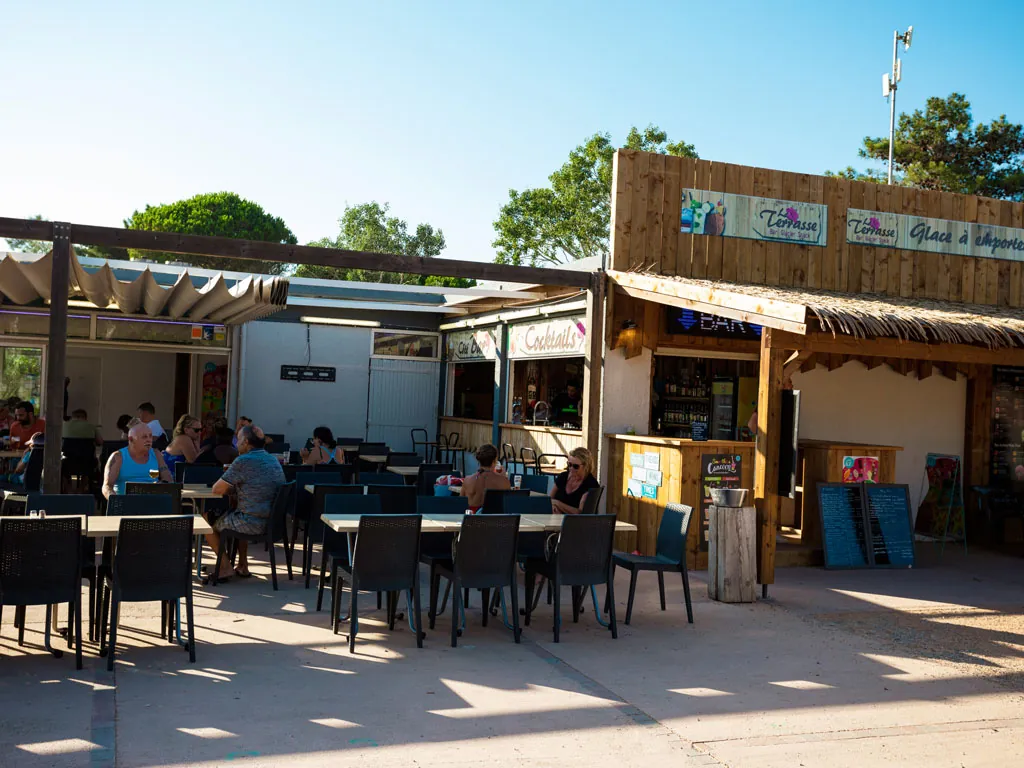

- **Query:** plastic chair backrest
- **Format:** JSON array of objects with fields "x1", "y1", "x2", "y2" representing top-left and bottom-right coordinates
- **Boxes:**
[
  {"x1": 416, "y1": 495, "x2": 469, "y2": 515},
  {"x1": 503, "y1": 494, "x2": 553, "y2": 517},
  {"x1": 417, "y1": 463, "x2": 454, "y2": 495},
  {"x1": 656, "y1": 503, "x2": 693, "y2": 566},
  {"x1": 265, "y1": 442, "x2": 290, "y2": 455},
  {"x1": 25, "y1": 493, "x2": 95, "y2": 517},
  {"x1": 313, "y1": 464, "x2": 356, "y2": 483},
  {"x1": 515, "y1": 474, "x2": 549, "y2": 495},
  {"x1": 554, "y1": 514, "x2": 617, "y2": 586},
  {"x1": 580, "y1": 485, "x2": 606, "y2": 515},
  {"x1": 366, "y1": 484, "x2": 417, "y2": 515},
  {"x1": 519, "y1": 447, "x2": 538, "y2": 474},
  {"x1": 268, "y1": 482, "x2": 296, "y2": 543},
  {"x1": 113, "y1": 516, "x2": 193, "y2": 601},
  {"x1": 387, "y1": 452, "x2": 423, "y2": 468},
  {"x1": 324, "y1": 493, "x2": 381, "y2": 516},
  {"x1": 125, "y1": 482, "x2": 183, "y2": 516},
  {"x1": 182, "y1": 465, "x2": 224, "y2": 487},
  {"x1": 359, "y1": 472, "x2": 404, "y2": 486},
  {"x1": 100, "y1": 440, "x2": 129, "y2": 469},
  {"x1": 481, "y1": 488, "x2": 528, "y2": 515},
  {"x1": 0, "y1": 516, "x2": 82, "y2": 603},
  {"x1": 106, "y1": 495, "x2": 173, "y2": 517},
  {"x1": 454, "y1": 514, "x2": 520, "y2": 589},
  {"x1": 264, "y1": 433, "x2": 285, "y2": 444},
  {"x1": 61, "y1": 437, "x2": 96, "y2": 462},
  {"x1": 351, "y1": 514, "x2": 421, "y2": 591},
  {"x1": 357, "y1": 443, "x2": 388, "y2": 457},
  {"x1": 23, "y1": 447, "x2": 44, "y2": 492},
  {"x1": 537, "y1": 454, "x2": 569, "y2": 475}
]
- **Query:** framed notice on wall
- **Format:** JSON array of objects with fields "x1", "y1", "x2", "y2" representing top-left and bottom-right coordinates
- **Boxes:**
[{"x1": 699, "y1": 454, "x2": 742, "y2": 552}]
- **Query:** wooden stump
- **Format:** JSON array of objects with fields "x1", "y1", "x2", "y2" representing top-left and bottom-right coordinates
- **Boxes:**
[{"x1": 707, "y1": 504, "x2": 757, "y2": 603}]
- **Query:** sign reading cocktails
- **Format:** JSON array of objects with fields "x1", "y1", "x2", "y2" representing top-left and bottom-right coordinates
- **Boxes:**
[
  {"x1": 508, "y1": 316, "x2": 587, "y2": 360},
  {"x1": 681, "y1": 189, "x2": 828, "y2": 246},
  {"x1": 848, "y1": 208, "x2": 1024, "y2": 262}
]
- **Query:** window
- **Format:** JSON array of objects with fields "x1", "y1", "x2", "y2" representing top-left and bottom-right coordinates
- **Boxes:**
[
  {"x1": 372, "y1": 331, "x2": 439, "y2": 360},
  {"x1": 96, "y1": 317, "x2": 227, "y2": 347},
  {"x1": 1, "y1": 346, "x2": 43, "y2": 410}
]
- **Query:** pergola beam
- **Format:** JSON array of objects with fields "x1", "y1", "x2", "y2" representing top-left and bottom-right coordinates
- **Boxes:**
[
  {"x1": 769, "y1": 330, "x2": 1024, "y2": 367},
  {"x1": 0, "y1": 216, "x2": 592, "y2": 289}
]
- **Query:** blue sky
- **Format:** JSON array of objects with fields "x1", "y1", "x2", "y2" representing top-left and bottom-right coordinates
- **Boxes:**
[{"x1": 2, "y1": 0, "x2": 1023, "y2": 265}]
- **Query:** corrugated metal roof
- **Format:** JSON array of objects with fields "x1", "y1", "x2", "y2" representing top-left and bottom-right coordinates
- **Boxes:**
[{"x1": 0, "y1": 250, "x2": 289, "y2": 324}]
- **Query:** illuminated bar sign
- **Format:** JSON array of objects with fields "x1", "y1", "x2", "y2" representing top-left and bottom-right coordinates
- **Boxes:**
[
  {"x1": 665, "y1": 308, "x2": 762, "y2": 340},
  {"x1": 508, "y1": 315, "x2": 587, "y2": 360}
]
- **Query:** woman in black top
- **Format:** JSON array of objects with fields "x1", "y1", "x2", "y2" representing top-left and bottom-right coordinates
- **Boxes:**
[{"x1": 550, "y1": 447, "x2": 600, "y2": 514}]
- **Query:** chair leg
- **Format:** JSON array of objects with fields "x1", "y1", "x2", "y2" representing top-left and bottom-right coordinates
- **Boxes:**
[
  {"x1": 88, "y1": 579, "x2": 96, "y2": 643},
  {"x1": 571, "y1": 587, "x2": 580, "y2": 623},
  {"x1": 290, "y1": 513, "x2": 300, "y2": 556},
  {"x1": 185, "y1": 591, "x2": 196, "y2": 663},
  {"x1": 524, "y1": 570, "x2": 534, "y2": 627},
  {"x1": 107, "y1": 597, "x2": 120, "y2": 671},
  {"x1": 681, "y1": 568, "x2": 693, "y2": 624},
  {"x1": 412, "y1": 573, "x2": 423, "y2": 649},
  {"x1": 510, "y1": 578, "x2": 521, "y2": 643},
  {"x1": 284, "y1": 535, "x2": 294, "y2": 580},
  {"x1": 17, "y1": 605, "x2": 25, "y2": 646},
  {"x1": 607, "y1": 570, "x2": 618, "y2": 640},
  {"x1": 211, "y1": 539, "x2": 226, "y2": 586},
  {"x1": 161, "y1": 602, "x2": 168, "y2": 640},
  {"x1": 74, "y1": 594, "x2": 83, "y2": 671},
  {"x1": 451, "y1": 576, "x2": 460, "y2": 647},
  {"x1": 303, "y1": 530, "x2": 314, "y2": 589},
  {"x1": 348, "y1": 586, "x2": 359, "y2": 653},
  {"x1": 268, "y1": 537, "x2": 278, "y2": 591},
  {"x1": 428, "y1": 570, "x2": 439, "y2": 630},
  {"x1": 480, "y1": 588, "x2": 490, "y2": 628},
  {"x1": 316, "y1": 549, "x2": 329, "y2": 611},
  {"x1": 625, "y1": 569, "x2": 639, "y2": 625},
  {"x1": 99, "y1": 586, "x2": 110, "y2": 657},
  {"x1": 464, "y1": 588, "x2": 470, "y2": 609},
  {"x1": 387, "y1": 592, "x2": 398, "y2": 631},
  {"x1": 657, "y1": 571, "x2": 666, "y2": 611},
  {"x1": 552, "y1": 574, "x2": 561, "y2": 643},
  {"x1": 377, "y1": 591, "x2": 382, "y2": 610}
]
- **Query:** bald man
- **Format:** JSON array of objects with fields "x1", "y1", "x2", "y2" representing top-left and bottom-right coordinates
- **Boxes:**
[{"x1": 103, "y1": 422, "x2": 172, "y2": 499}]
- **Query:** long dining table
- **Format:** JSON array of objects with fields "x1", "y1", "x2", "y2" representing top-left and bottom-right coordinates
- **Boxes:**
[{"x1": 320, "y1": 512, "x2": 637, "y2": 534}]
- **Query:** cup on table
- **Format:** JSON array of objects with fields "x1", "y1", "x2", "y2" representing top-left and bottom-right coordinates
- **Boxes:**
[
  {"x1": 148, "y1": 468, "x2": 160, "y2": 481},
  {"x1": 513, "y1": 474, "x2": 522, "y2": 490}
]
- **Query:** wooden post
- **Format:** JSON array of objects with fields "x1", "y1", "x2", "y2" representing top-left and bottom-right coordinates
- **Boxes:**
[
  {"x1": 43, "y1": 226, "x2": 71, "y2": 494},
  {"x1": 753, "y1": 329, "x2": 785, "y2": 586},
  {"x1": 583, "y1": 272, "x2": 606, "y2": 479},
  {"x1": 491, "y1": 323, "x2": 509, "y2": 449},
  {"x1": 963, "y1": 364, "x2": 993, "y2": 490}
]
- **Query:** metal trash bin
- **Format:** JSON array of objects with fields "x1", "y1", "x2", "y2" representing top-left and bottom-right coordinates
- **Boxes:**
[{"x1": 707, "y1": 488, "x2": 757, "y2": 603}]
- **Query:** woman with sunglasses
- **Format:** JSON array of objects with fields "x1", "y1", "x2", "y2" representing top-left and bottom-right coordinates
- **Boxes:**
[
  {"x1": 550, "y1": 447, "x2": 599, "y2": 515},
  {"x1": 163, "y1": 413, "x2": 203, "y2": 476}
]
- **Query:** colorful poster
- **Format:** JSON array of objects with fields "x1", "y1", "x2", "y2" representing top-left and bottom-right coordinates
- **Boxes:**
[
  {"x1": 699, "y1": 453, "x2": 743, "y2": 552},
  {"x1": 681, "y1": 189, "x2": 827, "y2": 246},
  {"x1": 641, "y1": 483, "x2": 658, "y2": 500},
  {"x1": 915, "y1": 454, "x2": 965, "y2": 541},
  {"x1": 848, "y1": 208, "x2": 1024, "y2": 263},
  {"x1": 842, "y1": 456, "x2": 880, "y2": 484},
  {"x1": 201, "y1": 362, "x2": 228, "y2": 426}
]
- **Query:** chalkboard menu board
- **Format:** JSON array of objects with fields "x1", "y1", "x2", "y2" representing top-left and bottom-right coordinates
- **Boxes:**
[
  {"x1": 819, "y1": 483, "x2": 914, "y2": 569},
  {"x1": 991, "y1": 367, "x2": 1024, "y2": 484},
  {"x1": 699, "y1": 453, "x2": 742, "y2": 552},
  {"x1": 691, "y1": 420, "x2": 708, "y2": 441}
]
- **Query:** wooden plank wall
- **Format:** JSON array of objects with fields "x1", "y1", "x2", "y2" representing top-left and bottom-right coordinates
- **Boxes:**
[{"x1": 611, "y1": 148, "x2": 1024, "y2": 307}]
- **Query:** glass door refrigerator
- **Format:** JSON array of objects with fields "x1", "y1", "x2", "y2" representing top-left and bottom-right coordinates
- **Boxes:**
[{"x1": 710, "y1": 376, "x2": 738, "y2": 440}]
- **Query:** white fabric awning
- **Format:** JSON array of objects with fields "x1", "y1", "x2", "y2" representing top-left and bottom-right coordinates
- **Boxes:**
[{"x1": 0, "y1": 250, "x2": 289, "y2": 324}]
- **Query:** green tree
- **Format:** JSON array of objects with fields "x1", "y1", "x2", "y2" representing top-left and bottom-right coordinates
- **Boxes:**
[
  {"x1": 124, "y1": 192, "x2": 296, "y2": 274},
  {"x1": 828, "y1": 93, "x2": 1024, "y2": 199},
  {"x1": 299, "y1": 202, "x2": 474, "y2": 287},
  {"x1": 492, "y1": 124, "x2": 698, "y2": 267}
]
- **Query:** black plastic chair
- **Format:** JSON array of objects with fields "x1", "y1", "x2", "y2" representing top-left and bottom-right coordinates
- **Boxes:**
[
  {"x1": 320, "y1": 494, "x2": 381, "y2": 627},
  {"x1": 537, "y1": 453, "x2": 569, "y2": 476},
  {"x1": 126, "y1": 482, "x2": 183, "y2": 516},
  {"x1": 432, "y1": 514, "x2": 521, "y2": 647},
  {"x1": 500, "y1": 444, "x2": 519, "y2": 474},
  {"x1": 520, "y1": 447, "x2": 538, "y2": 475},
  {"x1": 514, "y1": 474, "x2": 550, "y2": 495},
  {"x1": 581, "y1": 485, "x2": 606, "y2": 515},
  {"x1": 290, "y1": 472, "x2": 323, "y2": 553},
  {"x1": 213, "y1": 482, "x2": 296, "y2": 590},
  {"x1": 61, "y1": 437, "x2": 98, "y2": 492},
  {"x1": 503, "y1": 494, "x2": 554, "y2": 517},
  {"x1": 304, "y1": 485, "x2": 362, "y2": 589},
  {"x1": 99, "y1": 440, "x2": 128, "y2": 470},
  {"x1": 0, "y1": 516, "x2": 84, "y2": 668},
  {"x1": 266, "y1": 441, "x2": 290, "y2": 455},
  {"x1": 524, "y1": 515, "x2": 618, "y2": 643},
  {"x1": 356, "y1": 443, "x2": 389, "y2": 471},
  {"x1": 181, "y1": 465, "x2": 224, "y2": 486},
  {"x1": 358, "y1": 472, "x2": 404, "y2": 486},
  {"x1": 313, "y1": 464, "x2": 356, "y2": 483},
  {"x1": 100, "y1": 516, "x2": 196, "y2": 669},
  {"x1": 387, "y1": 452, "x2": 423, "y2": 468},
  {"x1": 25, "y1": 494, "x2": 98, "y2": 640},
  {"x1": 612, "y1": 503, "x2": 694, "y2": 625},
  {"x1": 417, "y1": 495, "x2": 468, "y2": 623},
  {"x1": 283, "y1": 465, "x2": 305, "y2": 482},
  {"x1": 481, "y1": 488, "x2": 528, "y2": 515},
  {"x1": 366, "y1": 484, "x2": 417, "y2": 515},
  {"x1": 410, "y1": 428, "x2": 432, "y2": 460},
  {"x1": 417, "y1": 463, "x2": 454, "y2": 495},
  {"x1": 106, "y1": 495, "x2": 173, "y2": 516},
  {"x1": 333, "y1": 514, "x2": 424, "y2": 652},
  {"x1": 264, "y1": 433, "x2": 285, "y2": 444}
]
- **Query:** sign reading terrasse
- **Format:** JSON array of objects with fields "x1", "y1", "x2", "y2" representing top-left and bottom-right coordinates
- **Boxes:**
[
  {"x1": 681, "y1": 189, "x2": 828, "y2": 246},
  {"x1": 508, "y1": 315, "x2": 586, "y2": 360},
  {"x1": 848, "y1": 208, "x2": 1024, "y2": 261},
  {"x1": 445, "y1": 327, "x2": 499, "y2": 362}
]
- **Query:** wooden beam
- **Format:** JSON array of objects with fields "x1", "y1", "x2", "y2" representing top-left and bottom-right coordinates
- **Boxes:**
[
  {"x1": 583, "y1": 272, "x2": 605, "y2": 479},
  {"x1": 641, "y1": 299, "x2": 660, "y2": 350},
  {"x1": 964, "y1": 365, "x2": 992, "y2": 488},
  {"x1": 0, "y1": 216, "x2": 592, "y2": 289},
  {"x1": 753, "y1": 330, "x2": 784, "y2": 586},
  {"x1": 618, "y1": 284, "x2": 807, "y2": 335},
  {"x1": 43, "y1": 225, "x2": 71, "y2": 493},
  {"x1": 918, "y1": 360, "x2": 933, "y2": 380},
  {"x1": 799, "y1": 353, "x2": 818, "y2": 372},
  {"x1": 769, "y1": 329, "x2": 1024, "y2": 367},
  {"x1": 783, "y1": 350, "x2": 812, "y2": 380},
  {"x1": 608, "y1": 269, "x2": 808, "y2": 330}
]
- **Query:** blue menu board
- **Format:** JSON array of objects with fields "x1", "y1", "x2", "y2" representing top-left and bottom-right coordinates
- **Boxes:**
[
  {"x1": 818, "y1": 484, "x2": 870, "y2": 569},
  {"x1": 866, "y1": 484, "x2": 915, "y2": 568}
]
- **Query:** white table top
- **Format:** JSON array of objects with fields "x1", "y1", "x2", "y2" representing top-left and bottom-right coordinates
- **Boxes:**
[
  {"x1": 320, "y1": 512, "x2": 636, "y2": 534},
  {"x1": 359, "y1": 454, "x2": 388, "y2": 463},
  {"x1": 182, "y1": 485, "x2": 221, "y2": 499},
  {"x1": 386, "y1": 466, "x2": 421, "y2": 477}
]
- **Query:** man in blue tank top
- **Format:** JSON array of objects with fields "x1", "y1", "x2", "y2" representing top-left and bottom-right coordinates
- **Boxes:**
[{"x1": 102, "y1": 422, "x2": 172, "y2": 498}]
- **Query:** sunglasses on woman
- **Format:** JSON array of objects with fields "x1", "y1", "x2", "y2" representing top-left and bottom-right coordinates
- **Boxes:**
[{"x1": 567, "y1": 462, "x2": 582, "y2": 470}]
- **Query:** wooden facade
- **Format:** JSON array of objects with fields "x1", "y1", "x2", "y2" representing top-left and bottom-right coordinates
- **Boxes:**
[{"x1": 610, "y1": 149, "x2": 1024, "y2": 306}]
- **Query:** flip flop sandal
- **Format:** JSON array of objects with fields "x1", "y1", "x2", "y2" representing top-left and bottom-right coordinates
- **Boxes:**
[{"x1": 234, "y1": 569, "x2": 253, "y2": 579}]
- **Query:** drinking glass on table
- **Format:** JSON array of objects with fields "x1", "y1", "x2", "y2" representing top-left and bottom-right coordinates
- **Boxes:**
[
  {"x1": 513, "y1": 474, "x2": 522, "y2": 490},
  {"x1": 148, "y1": 468, "x2": 160, "y2": 481}
]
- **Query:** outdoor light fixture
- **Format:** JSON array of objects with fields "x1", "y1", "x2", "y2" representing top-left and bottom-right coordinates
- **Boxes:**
[
  {"x1": 299, "y1": 316, "x2": 381, "y2": 328},
  {"x1": 882, "y1": 25, "x2": 914, "y2": 185},
  {"x1": 619, "y1": 319, "x2": 639, "y2": 355}
]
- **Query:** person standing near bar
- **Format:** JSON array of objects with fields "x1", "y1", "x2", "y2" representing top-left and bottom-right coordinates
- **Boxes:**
[{"x1": 552, "y1": 380, "x2": 582, "y2": 428}]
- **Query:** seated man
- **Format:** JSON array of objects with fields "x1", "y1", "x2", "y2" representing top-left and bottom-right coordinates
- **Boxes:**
[
  {"x1": 1, "y1": 432, "x2": 43, "y2": 488},
  {"x1": 102, "y1": 422, "x2": 172, "y2": 498},
  {"x1": 62, "y1": 408, "x2": 103, "y2": 446},
  {"x1": 204, "y1": 425, "x2": 285, "y2": 581}
]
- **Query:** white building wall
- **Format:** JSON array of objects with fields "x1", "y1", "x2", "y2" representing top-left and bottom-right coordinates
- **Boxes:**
[
  {"x1": 599, "y1": 346, "x2": 653, "y2": 484},
  {"x1": 792, "y1": 361, "x2": 967, "y2": 511},
  {"x1": 239, "y1": 321, "x2": 372, "y2": 447}
]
